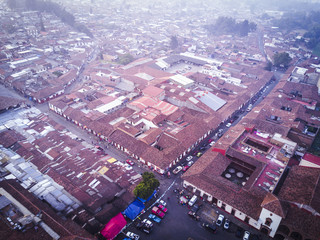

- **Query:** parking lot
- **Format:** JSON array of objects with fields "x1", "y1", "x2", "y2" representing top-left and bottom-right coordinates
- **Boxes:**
[{"x1": 115, "y1": 178, "x2": 269, "y2": 240}]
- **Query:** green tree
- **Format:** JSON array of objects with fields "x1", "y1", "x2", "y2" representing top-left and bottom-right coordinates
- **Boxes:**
[
  {"x1": 133, "y1": 171, "x2": 159, "y2": 199},
  {"x1": 142, "y1": 172, "x2": 155, "y2": 181},
  {"x1": 170, "y1": 36, "x2": 179, "y2": 50},
  {"x1": 273, "y1": 52, "x2": 292, "y2": 68},
  {"x1": 204, "y1": 17, "x2": 257, "y2": 37},
  {"x1": 239, "y1": 20, "x2": 250, "y2": 37},
  {"x1": 117, "y1": 53, "x2": 134, "y2": 65},
  {"x1": 264, "y1": 61, "x2": 273, "y2": 71}
]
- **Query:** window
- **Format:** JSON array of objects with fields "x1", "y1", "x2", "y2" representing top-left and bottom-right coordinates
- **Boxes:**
[
  {"x1": 281, "y1": 106, "x2": 292, "y2": 112},
  {"x1": 265, "y1": 218, "x2": 272, "y2": 226}
]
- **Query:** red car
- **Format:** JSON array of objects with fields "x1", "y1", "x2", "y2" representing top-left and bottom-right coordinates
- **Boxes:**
[
  {"x1": 152, "y1": 206, "x2": 165, "y2": 218},
  {"x1": 182, "y1": 165, "x2": 190, "y2": 172},
  {"x1": 158, "y1": 205, "x2": 168, "y2": 213},
  {"x1": 126, "y1": 159, "x2": 134, "y2": 166}
]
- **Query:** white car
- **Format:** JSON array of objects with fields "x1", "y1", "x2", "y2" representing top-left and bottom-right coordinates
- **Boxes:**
[
  {"x1": 173, "y1": 166, "x2": 182, "y2": 174},
  {"x1": 243, "y1": 231, "x2": 250, "y2": 240},
  {"x1": 226, "y1": 123, "x2": 232, "y2": 127},
  {"x1": 142, "y1": 219, "x2": 153, "y2": 228},
  {"x1": 216, "y1": 214, "x2": 224, "y2": 226},
  {"x1": 223, "y1": 219, "x2": 230, "y2": 230},
  {"x1": 159, "y1": 199, "x2": 167, "y2": 206},
  {"x1": 125, "y1": 163, "x2": 133, "y2": 171},
  {"x1": 209, "y1": 141, "x2": 216, "y2": 147},
  {"x1": 126, "y1": 231, "x2": 140, "y2": 240},
  {"x1": 186, "y1": 156, "x2": 193, "y2": 161},
  {"x1": 187, "y1": 161, "x2": 194, "y2": 167}
]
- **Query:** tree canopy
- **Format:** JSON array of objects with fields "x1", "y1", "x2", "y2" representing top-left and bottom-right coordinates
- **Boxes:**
[
  {"x1": 272, "y1": 11, "x2": 320, "y2": 52},
  {"x1": 133, "y1": 172, "x2": 160, "y2": 200},
  {"x1": 204, "y1": 17, "x2": 257, "y2": 37},
  {"x1": 117, "y1": 53, "x2": 134, "y2": 65},
  {"x1": 170, "y1": 36, "x2": 179, "y2": 50},
  {"x1": 273, "y1": 52, "x2": 292, "y2": 68}
]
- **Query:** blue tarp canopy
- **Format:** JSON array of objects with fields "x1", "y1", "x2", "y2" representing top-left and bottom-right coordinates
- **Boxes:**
[
  {"x1": 123, "y1": 199, "x2": 145, "y2": 220},
  {"x1": 137, "y1": 190, "x2": 157, "y2": 203}
]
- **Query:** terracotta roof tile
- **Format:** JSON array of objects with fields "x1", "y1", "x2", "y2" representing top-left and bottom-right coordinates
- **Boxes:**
[
  {"x1": 278, "y1": 166, "x2": 320, "y2": 213},
  {"x1": 261, "y1": 193, "x2": 288, "y2": 218}
]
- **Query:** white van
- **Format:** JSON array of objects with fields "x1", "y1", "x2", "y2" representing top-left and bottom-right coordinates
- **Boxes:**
[
  {"x1": 247, "y1": 104, "x2": 253, "y2": 112},
  {"x1": 188, "y1": 195, "x2": 198, "y2": 206}
]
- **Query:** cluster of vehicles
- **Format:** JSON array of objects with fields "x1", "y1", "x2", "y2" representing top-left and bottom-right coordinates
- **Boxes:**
[
  {"x1": 125, "y1": 201, "x2": 168, "y2": 239},
  {"x1": 214, "y1": 214, "x2": 253, "y2": 240}
]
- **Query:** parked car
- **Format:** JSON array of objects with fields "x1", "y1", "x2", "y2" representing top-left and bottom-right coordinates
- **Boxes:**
[
  {"x1": 196, "y1": 152, "x2": 203, "y2": 157},
  {"x1": 202, "y1": 223, "x2": 217, "y2": 233},
  {"x1": 151, "y1": 206, "x2": 165, "y2": 218},
  {"x1": 209, "y1": 141, "x2": 216, "y2": 147},
  {"x1": 142, "y1": 219, "x2": 153, "y2": 229},
  {"x1": 182, "y1": 165, "x2": 189, "y2": 172},
  {"x1": 243, "y1": 231, "x2": 250, "y2": 240},
  {"x1": 126, "y1": 159, "x2": 134, "y2": 166},
  {"x1": 226, "y1": 123, "x2": 232, "y2": 127},
  {"x1": 126, "y1": 231, "x2": 140, "y2": 240},
  {"x1": 193, "y1": 150, "x2": 199, "y2": 156},
  {"x1": 223, "y1": 219, "x2": 230, "y2": 230},
  {"x1": 192, "y1": 204, "x2": 200, "y2": 213},
  {"x1": 159, "y1": 200, "x2": 166, "y2": 206},
  {"x1": 235, "y1": 227, "x2": 243, "y2": 238},
  {"x1": 199, "y1": 146, "x2": 206, "y2": 151},
  {"x1": 136, "y1": 221, "x2": 151, "y2": 234},
  {"x1": 188, "y1": 195, "x2": 197, "y2": 206},
  {"x1": 158, "y1": 204, "x2": 168, "y2": 213},
  {"x1": 125, "y1": 164, "x2": 133, "y2": 170},
  {"x1": 187, "y1": 161, "x2": 194, "y2": 167},
  {"x1": 188, "y1": 211, "x2": 200, "y2": 220},
  {"x1": 186, "y1": 156, "x2": 193, "y2": 161},
  {"x1": 173, "y1": 166, "x2": 182, "y2": 174},
  {"x1": 208, "y1": 139, "x2": 214, "y2": 143},
  {"x1": 216, "y1": 214, "x2": 224, "y2": 226},
  {"x1": 148, "y1": 214, "x2": 161, "y2": 223}
]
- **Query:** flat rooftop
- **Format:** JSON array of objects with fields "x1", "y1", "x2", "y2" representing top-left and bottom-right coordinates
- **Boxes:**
[{"x1": 231, "y1": 129, "x2": 287, "y2": 192}]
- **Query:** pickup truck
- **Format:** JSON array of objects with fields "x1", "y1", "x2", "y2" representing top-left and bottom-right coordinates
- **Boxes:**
[{"x1": 152, "y1": 206, "x2": 165, "y2": 218}]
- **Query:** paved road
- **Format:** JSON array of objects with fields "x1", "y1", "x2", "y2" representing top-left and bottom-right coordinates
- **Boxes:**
[{"x1": 117, "y1": 179, "x2": 247, "y2": 240}]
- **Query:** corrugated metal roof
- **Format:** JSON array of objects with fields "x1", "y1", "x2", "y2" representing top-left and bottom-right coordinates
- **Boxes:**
[
  {"x1": 194, "y1": 91, "x2": 227, "y2": 111},
  {"x1": 0, "y1": 195, "x2": 11, "y2": 209}
]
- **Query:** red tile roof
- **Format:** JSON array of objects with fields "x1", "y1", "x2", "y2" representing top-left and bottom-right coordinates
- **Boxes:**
[{"x1": 278, "y1": 166, "x2": 320, "y2": 213}]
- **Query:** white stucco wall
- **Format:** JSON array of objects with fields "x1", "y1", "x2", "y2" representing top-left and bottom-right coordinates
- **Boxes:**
[{"x1": 258, "y1": 208, "x2": 282, "y2": 237}]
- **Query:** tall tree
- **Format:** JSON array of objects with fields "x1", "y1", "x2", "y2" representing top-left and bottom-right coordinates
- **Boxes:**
[
  {"x1": 273, "y1": 52, "x2": 292, "y2": 68},
  {"x1": 133, "y1": 172, "x2": 159, "y2": 200},
  {"x1": 170, "y1": 36, "x2": 179, "y2": 50},
  {"x1": 239, "y1": 20, "x2": 250, "y2": 37}
]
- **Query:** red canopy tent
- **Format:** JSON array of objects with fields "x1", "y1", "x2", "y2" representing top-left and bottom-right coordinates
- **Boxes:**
[{"x1": 100, "y1": 213, "x2": 127, "y2": 240}]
